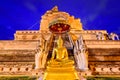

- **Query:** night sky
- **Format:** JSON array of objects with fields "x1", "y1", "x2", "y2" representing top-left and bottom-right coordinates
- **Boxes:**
[{"x1": 0, "y1": 0, "x2": 120, "y2": 40}]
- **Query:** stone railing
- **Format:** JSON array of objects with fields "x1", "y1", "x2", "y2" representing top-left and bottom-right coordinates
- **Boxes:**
[
  {"x1": 89, "y1": 64, "x2": 120, "y2": 75},
  {"x1": 70, "y1": 30, "x2": 107, "y2": 34},
  {"x1": 14, "y1": 30, "x2": 51, "y2": 40},
  {"x1": 0, "y1": 64, "x2": 34, "y2": 75},
  {"x1": 15, "y1": 30, "x2": 39, "y2": 34}
]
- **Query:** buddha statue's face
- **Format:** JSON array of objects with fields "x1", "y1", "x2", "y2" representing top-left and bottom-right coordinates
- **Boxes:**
[{"x1": 57, "y1": 36, "x2": 63, "y2": 47}]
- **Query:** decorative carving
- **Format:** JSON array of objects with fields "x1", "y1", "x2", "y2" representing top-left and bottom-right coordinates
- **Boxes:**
[
  {"x1": 74, "y1": 35, "x2": 88, "y2": 71},
  {"x1": 35, "y1": 34, "x2": 50, "y2": 69},
  {"x1": 96, "y1": 32, "x2": 105, "y2": 40},
  {"x1": 109, "y1": 32, "x2": 119, "y2": 40}
]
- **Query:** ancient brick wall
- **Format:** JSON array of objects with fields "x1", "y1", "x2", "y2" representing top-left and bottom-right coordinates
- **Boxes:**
[
  {"x1": 85, "y1": 40, "x2": 120, "y2": 75},
  {"x1": 0, "y1": 40, "x2": 39, "y2": 75}
]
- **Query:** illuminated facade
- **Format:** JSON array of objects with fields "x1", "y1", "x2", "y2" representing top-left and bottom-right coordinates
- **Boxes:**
[{"x1": 0, "y1": 6, "x2": 120, "y2": 79}]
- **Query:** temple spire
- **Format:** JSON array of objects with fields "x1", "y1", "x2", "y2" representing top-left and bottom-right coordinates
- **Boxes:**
[{"x1": 51, "y1": 6, "x2": 58, "y2": 12}]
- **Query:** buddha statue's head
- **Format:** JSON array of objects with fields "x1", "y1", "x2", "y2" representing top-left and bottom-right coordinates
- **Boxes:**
[{"x1": 57, "y1": 36, "x2": 63, "y2": 47}]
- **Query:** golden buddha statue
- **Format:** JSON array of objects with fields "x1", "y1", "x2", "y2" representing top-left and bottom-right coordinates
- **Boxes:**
[
  {"x1": 43, "y1": 35, "x2": 79, "y2": 80},
  {"x1": 48, "y1": 36, "x2": 74, "y2": 66}
]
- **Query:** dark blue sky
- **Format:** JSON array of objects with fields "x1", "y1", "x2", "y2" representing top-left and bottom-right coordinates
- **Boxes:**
[{"x1": 0, "y1": 0, "x2": 120, "y2": 40}]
